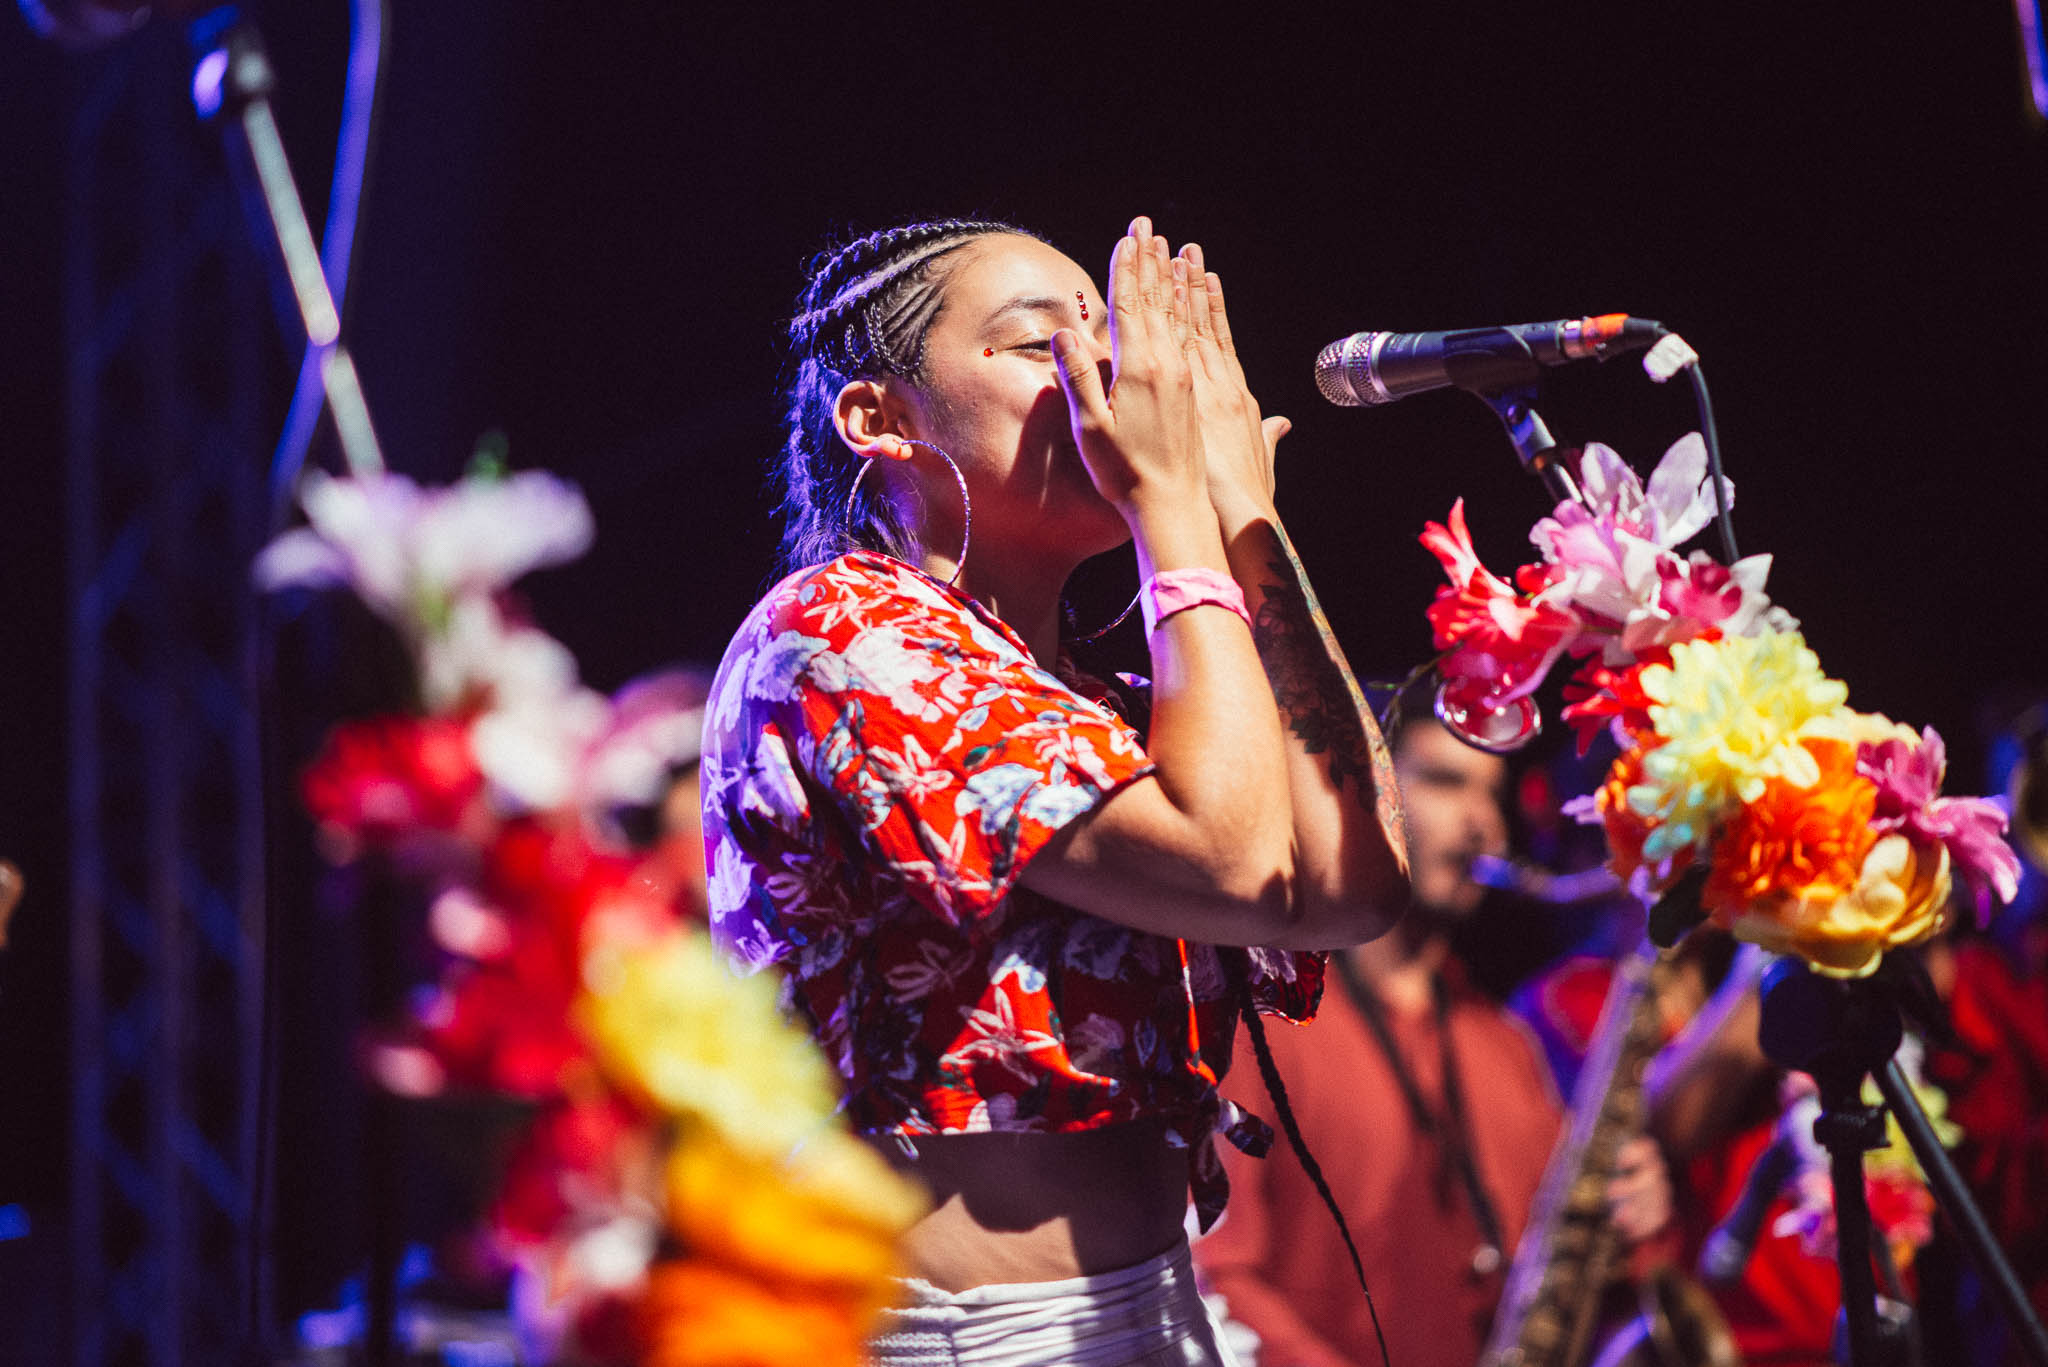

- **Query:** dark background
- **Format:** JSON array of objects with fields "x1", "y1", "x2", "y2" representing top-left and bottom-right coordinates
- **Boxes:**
[{"x1": 3, "y1": 0, "x2": 2045, "y2": 1348}]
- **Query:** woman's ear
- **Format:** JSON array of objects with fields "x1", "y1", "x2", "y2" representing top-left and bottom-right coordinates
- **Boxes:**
[{"x1": 834, "y1": 380, "x2": 915, "y2": 462}]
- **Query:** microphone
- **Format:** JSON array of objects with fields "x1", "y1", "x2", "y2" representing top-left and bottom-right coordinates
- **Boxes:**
[
  {"x1": 1697, "y1": 1110, "x2": 1806, "y2": 1284},
  {"x1": 1314, "y1": 314, "x2": 1665, "y2": 407},
  {"x1": 1467, "y1": 855, "x2": 1622, "y2": 907}
]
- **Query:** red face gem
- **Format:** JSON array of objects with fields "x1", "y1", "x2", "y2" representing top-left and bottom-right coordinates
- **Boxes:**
[
  {"x1": 1076, "y1": 290, "x2": 1089, "y2": 320},
  {"x1": 983, "y1": 347, "x2": 994, "y2": 357}
]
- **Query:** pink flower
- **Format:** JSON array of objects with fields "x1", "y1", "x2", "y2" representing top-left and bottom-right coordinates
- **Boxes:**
[
  {"x1": 1655, "y1": 554, "x2": 1752, "y2": 634},
  {"x1": 1572, "y1": 435, "x2": 1731, "y2": 551},
  {"x1": 1859, "y1": 727, "x2": 2022, "y2": 913},
  {"x1": 1527, "y1": 437, "x2": 1791, "y2": 667}
]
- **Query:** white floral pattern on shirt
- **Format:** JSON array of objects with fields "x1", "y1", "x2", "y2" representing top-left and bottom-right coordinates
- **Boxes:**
[{"x1": 700, "y1": 551, "x2": 1324, "y2": 1228}]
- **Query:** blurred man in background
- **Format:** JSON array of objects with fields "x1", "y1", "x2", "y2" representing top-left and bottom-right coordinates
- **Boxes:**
[{"x1": 1196, "y1": 713, "x2": 1671, "y2": 1367}]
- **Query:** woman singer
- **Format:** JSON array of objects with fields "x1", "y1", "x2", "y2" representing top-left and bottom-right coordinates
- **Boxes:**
[{"x1": 700, "y1": 215, "x2": 1411, "y2": 1363}]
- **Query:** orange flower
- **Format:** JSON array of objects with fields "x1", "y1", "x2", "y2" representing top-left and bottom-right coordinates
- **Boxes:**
[
  {"x1": 1722, "y1": 833, "x2": 1952, "y2": 978},
  {"x1": 1596, "y1": 742, "x2": 1670, "y2": 883},
  {"x1": 1694, "y1": 734, "x2": 1954, "y2": 977},
  {"x1": 1704, "y1": 737, "x2": 1877, "y2": 915},
  {"x1": 640, "y1": 1259, "x2": 869, "y2": 1367},
  {"x1": 664, "y1": 1128, "x2": 922, "y2": 1314}
]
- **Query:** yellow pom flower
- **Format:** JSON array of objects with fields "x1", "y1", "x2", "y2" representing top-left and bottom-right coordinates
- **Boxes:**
[
  {"x1": 1794, "y1": 707, "x2": 1919, "y2": 751},
  {"x1": 1863, "y1": 1065, "x2": 1960, "y2": 1185},
  {"x1": 578, "y1": 927, "x2": 841, "y2": 1158},
  {"x1": 1629, "y1": 632, "x2": 1849, "y2": 863}
]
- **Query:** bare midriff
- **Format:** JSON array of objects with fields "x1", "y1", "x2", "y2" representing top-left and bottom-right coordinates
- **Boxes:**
[{"x1": 868, "y1": 1115, "x2": 1192, "y2": 1293}]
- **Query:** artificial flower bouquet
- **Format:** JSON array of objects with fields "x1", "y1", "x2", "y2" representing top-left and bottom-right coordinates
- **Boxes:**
[
  {"x1": 260, "y1": 465, "x2": 922, "y2": 1365},
  {"x1": 1418, "y1": 436, "x2": 2020, "y2": 977}
]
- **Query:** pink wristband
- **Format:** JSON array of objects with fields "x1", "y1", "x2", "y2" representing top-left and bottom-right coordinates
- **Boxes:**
[{"x1": 1140, "y1": 568, "x2": 1252, "y2": 634}]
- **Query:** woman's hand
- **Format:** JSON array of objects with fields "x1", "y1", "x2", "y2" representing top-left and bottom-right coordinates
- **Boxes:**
[
  {"x1": 1176, "y1": 243, "x2": 1288, "y2": 536},
  {"x1": 1052, "y1": 217, "x2": 1205, "y2": 519}
]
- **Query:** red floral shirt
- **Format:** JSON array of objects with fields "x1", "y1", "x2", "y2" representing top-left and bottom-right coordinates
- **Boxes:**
[{"x1": 700, "y1": 551, "x2": 1324, "y2": 1227}]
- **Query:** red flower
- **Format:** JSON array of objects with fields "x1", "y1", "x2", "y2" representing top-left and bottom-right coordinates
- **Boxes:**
[
  {"x1": 302, "y1": 715, "x2": 485, "y2": 852},
  {"x1": 1421, "y1": 501, "x2": 1581, "y2": 708},
  {"x1": 1561, "y1": 658, "x2": 1659, "y2": 756},
  {"x1": 418, "y1": 946, "x2": 589, "y2": 1097},
  {"x1": 1559, "y1": 631, "x2": 1727, "y2": 757},
  {"x1": 410, "y1": 821, "x2": 666, "y2": 1096},
  {"x1": 1593, "y1": 743, "x2": 1666, "y2": 884},
  {"x1": 493, "y1": 1093, "x2": 652, "y2": 1247}
]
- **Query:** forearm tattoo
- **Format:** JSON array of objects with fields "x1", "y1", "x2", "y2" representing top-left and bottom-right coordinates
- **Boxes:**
[{"x1": 1249, "y1": 525, "x2": 1407, "y2": 852}]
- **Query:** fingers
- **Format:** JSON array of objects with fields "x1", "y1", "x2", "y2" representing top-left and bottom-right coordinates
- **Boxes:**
[
  {"x1": 1130, "y1": 216, "x2": 1165, "y2": 319},
  {"x1": 1128, "y1": 217, "x2": 1189, "y2": 343},
  {"x1": 1052, "y1": 328, "x2": 1112, "y2": 436},
  {"x1": 1114, "y1": 217, "x2": 1176, "y2": 372},
  {"x1": 1615, "y1": 1136, "x2": 1658, "y2": 1172},
  {"x1": 1165, "y1": 241, "x2": 1192, "y2": 347},
  {"x1": 1108, "y1": 233, "x2": 1138, "y2": 371},
  {"x1": 1204, "y1": 269, "x2": 1240, "y2": 363},
  {"x1": 1262, "y1": 414, "x2": 1292, "y2": 457},
  {"x1": 1605, "y1": 1138, "x2": 1674, "y2": 1245},
  {"x1": 1183, "y1": 245, "x2": 1247, "y2": 392},
  {"x1": 1180, "y1": 244, "x2": 1216, "y2": 346}
]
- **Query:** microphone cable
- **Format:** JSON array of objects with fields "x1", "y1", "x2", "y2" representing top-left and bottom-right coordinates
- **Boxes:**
[{"x1": 1634, "y1": 326, "x2": 1739, "y2": 564}]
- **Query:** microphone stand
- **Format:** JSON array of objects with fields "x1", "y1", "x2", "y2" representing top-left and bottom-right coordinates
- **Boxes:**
[
  {"x1": 1464, "y1": 387, "x2": 2048, "y2": 1366},
  {"x1": 1876, "y1": 1054, "x2": 2048, "y2": 1366},
  {"x1": 1476, "y1": 382, "x2": 1584, "y2": 510},
  {"x1": 183, "y1": 13, "x2": 399, "y2": 1366},
  {"x1": 1758, "y1": 957, "x2": 2048, "y2": 1367},
  {"x1": 189, "y1": 14, "x2": 384, "y2": 479}
]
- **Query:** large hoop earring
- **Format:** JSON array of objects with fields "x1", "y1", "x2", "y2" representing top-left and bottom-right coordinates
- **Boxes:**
[
  {"x1": 843, "y1": 438, "x2": 971, "y2": 587},
  {"x1": 1066, "y1": 583, "x2": 1144, "y2": 644}
]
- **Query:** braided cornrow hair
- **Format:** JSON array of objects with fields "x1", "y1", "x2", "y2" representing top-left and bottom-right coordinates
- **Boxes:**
[{"x1": 771, "y1": 218, "x2": 1041, "y2": 579}]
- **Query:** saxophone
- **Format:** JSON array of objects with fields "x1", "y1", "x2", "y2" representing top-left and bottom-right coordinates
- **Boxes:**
[{"x1": 1479, "y1": 935, "x2": 1739, "y2": 1367}]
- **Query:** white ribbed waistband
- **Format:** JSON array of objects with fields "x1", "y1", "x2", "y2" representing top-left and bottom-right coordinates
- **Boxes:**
[{"x1": 869, "y1": 1241, "x2": 1233, "y2": 1367}]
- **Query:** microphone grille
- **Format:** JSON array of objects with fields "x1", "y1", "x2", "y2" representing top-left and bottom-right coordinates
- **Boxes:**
[{"x1": 1313, "y1": 332, "x2": 1387, "y2": 407}]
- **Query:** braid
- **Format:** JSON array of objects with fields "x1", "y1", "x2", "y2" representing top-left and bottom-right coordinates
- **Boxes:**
[
  {"x1": 1234, "y1": 956, "x2": 1395, "y2": 1367},
  {"x1": 770, "y1": 217, "x2": 1040, "y2": 580}
]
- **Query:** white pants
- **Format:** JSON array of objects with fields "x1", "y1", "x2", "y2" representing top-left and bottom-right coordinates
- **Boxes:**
[{"x1": 868, "y1": 1241, "x2": 1244, "y2": 1367}]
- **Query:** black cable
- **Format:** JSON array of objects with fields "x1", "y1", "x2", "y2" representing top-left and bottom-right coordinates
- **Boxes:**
[
  {"x1": 1236, "y1": 969, "x2": 1395, "y2": 1367},
  {"x1": 1684, "y1": 359, "x2": 1739, "y2": 564}
]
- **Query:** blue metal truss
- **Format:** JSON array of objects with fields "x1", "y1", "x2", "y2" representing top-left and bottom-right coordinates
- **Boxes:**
[{"x1": 65, "y1": 29, "x2": 270, "y2": 1367}]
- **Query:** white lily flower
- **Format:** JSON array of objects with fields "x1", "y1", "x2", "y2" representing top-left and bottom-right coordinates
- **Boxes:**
[{"x1": 255, "y1": 467, "x2": 593, "y2": 637}]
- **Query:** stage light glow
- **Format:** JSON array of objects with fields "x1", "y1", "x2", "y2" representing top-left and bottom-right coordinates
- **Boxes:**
[
  {"x1": 191, "y1": 46, "x2": 227, "y2": 117},
  {"x1": 2021, "y1": 0, "x2": 2048, "y2": 121}
]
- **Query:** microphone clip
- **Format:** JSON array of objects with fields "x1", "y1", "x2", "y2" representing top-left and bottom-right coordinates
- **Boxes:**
[{"x1": 1473, "y1": 383, "x2": 1586, "y2": 511}]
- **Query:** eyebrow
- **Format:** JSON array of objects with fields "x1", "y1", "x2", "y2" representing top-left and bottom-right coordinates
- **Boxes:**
[{"x1": 981, "y1": 295, "x2": 1108, "y2": 336}]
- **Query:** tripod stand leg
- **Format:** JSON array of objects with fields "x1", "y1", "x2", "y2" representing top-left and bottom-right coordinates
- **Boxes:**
[
  {"x1": 1820, "y1": 1108, "x2": 1886, "y2": 1367},
  {"x1": 1877, "y1": 1059, "x2": 2048, "y2": 1367}
]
